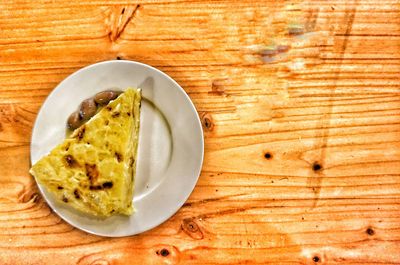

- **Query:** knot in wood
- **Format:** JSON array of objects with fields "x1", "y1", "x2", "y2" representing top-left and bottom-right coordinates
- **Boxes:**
[
  {"x1": 264, "y1": 152, "x2": 272, "y2": 160},
  {"x1": 201, "y1": 113, "x2": 214, "y2": 131},
  {"x1": 366, "y1": 227, "x2": 375, "y2": 236},
  {"x1": 156, "y1": 248, "x2": 170, "y2": 257},
  {"x1": 154, "y1": 245, "x2": 181, "y2": 263},
  {"x1": 182, "y1": 218, "x2": 203, "y2": 239},
  {"x1": 183, "y1": 219, "x2": 199, "y2": 233},
  {"x1": 312, "y1": 162, "x2": 322, "y2": 172}
]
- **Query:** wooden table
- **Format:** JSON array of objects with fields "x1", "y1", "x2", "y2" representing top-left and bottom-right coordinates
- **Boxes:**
[{"x1": 1, "y1": 0, "x2": 399, "y2": 264}]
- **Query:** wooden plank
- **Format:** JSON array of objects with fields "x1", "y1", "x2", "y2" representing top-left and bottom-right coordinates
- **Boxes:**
[{"x1": 0, "y1": 0, "x2": 399, "y2": 264}]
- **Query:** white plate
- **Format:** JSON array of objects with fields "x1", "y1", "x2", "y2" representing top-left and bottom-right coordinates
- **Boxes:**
[{"x1": 30, "y1": 60, "x2": 204, "y2": 237}]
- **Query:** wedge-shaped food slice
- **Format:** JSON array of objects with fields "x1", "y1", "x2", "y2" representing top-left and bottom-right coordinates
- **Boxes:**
[{"x1": 30, "y1": 88, "x2": 141, "y2": 217}]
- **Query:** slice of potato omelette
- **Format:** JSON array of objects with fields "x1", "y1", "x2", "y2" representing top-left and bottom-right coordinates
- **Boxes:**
[{"x1": 30, "y1": 88, "x2": 141, "y2": 217}]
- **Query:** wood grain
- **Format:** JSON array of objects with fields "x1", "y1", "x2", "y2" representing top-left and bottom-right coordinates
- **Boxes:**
[{"x1": 1, "y1": 0, "x2": 400, "y2": 264}]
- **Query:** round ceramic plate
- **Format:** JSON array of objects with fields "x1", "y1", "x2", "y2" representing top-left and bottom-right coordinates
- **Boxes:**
[{"x1": 30, "y1": 60, "x2": 204, "y2": 237}]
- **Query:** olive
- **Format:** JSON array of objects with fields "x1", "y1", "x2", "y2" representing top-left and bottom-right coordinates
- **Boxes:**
[
  {"x1": 94, "y1": 90, "x2": 122, "y2": 105},
  {"x1": 67, "y1": 111, "x2": 83, "y2": 130},
  {"x1": 79, "y1": 98, "x2": 97, "y2": 120}
]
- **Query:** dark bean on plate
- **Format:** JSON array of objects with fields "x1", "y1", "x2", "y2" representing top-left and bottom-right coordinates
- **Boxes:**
[
  {"x1": 67, "y1": 111, "x2": 83, "y2": 130},
  {"x1": 80, "y1": 98, "x2": 97, "y2": 120},
  {"x1": 94, "y1": 90, "x2": 122, "y2": 105}
]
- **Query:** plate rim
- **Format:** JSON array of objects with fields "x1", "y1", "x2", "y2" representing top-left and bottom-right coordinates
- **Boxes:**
[{"x1": 30, "y1": 59, "x2": 204, "y2": 237}]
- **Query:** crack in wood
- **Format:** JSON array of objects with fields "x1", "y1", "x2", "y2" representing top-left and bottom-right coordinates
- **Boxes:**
[
  {"x1": 108, "y1": 4, "x2": 140, "y2": 42},
  {"x1": 183, "y1": 193, "x2": 247, "y2": 207},
  {"x1": 308, "y1": 3, "x2": 358, "y2": 208},
  {"x1": 196, "y1": 204, "x2": 285, "y2": 220}
]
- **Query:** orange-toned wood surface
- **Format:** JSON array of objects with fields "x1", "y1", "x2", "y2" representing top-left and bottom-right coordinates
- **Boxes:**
[{"x1": 1, "y1": 0, "x2": 400, "y2": 264}]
